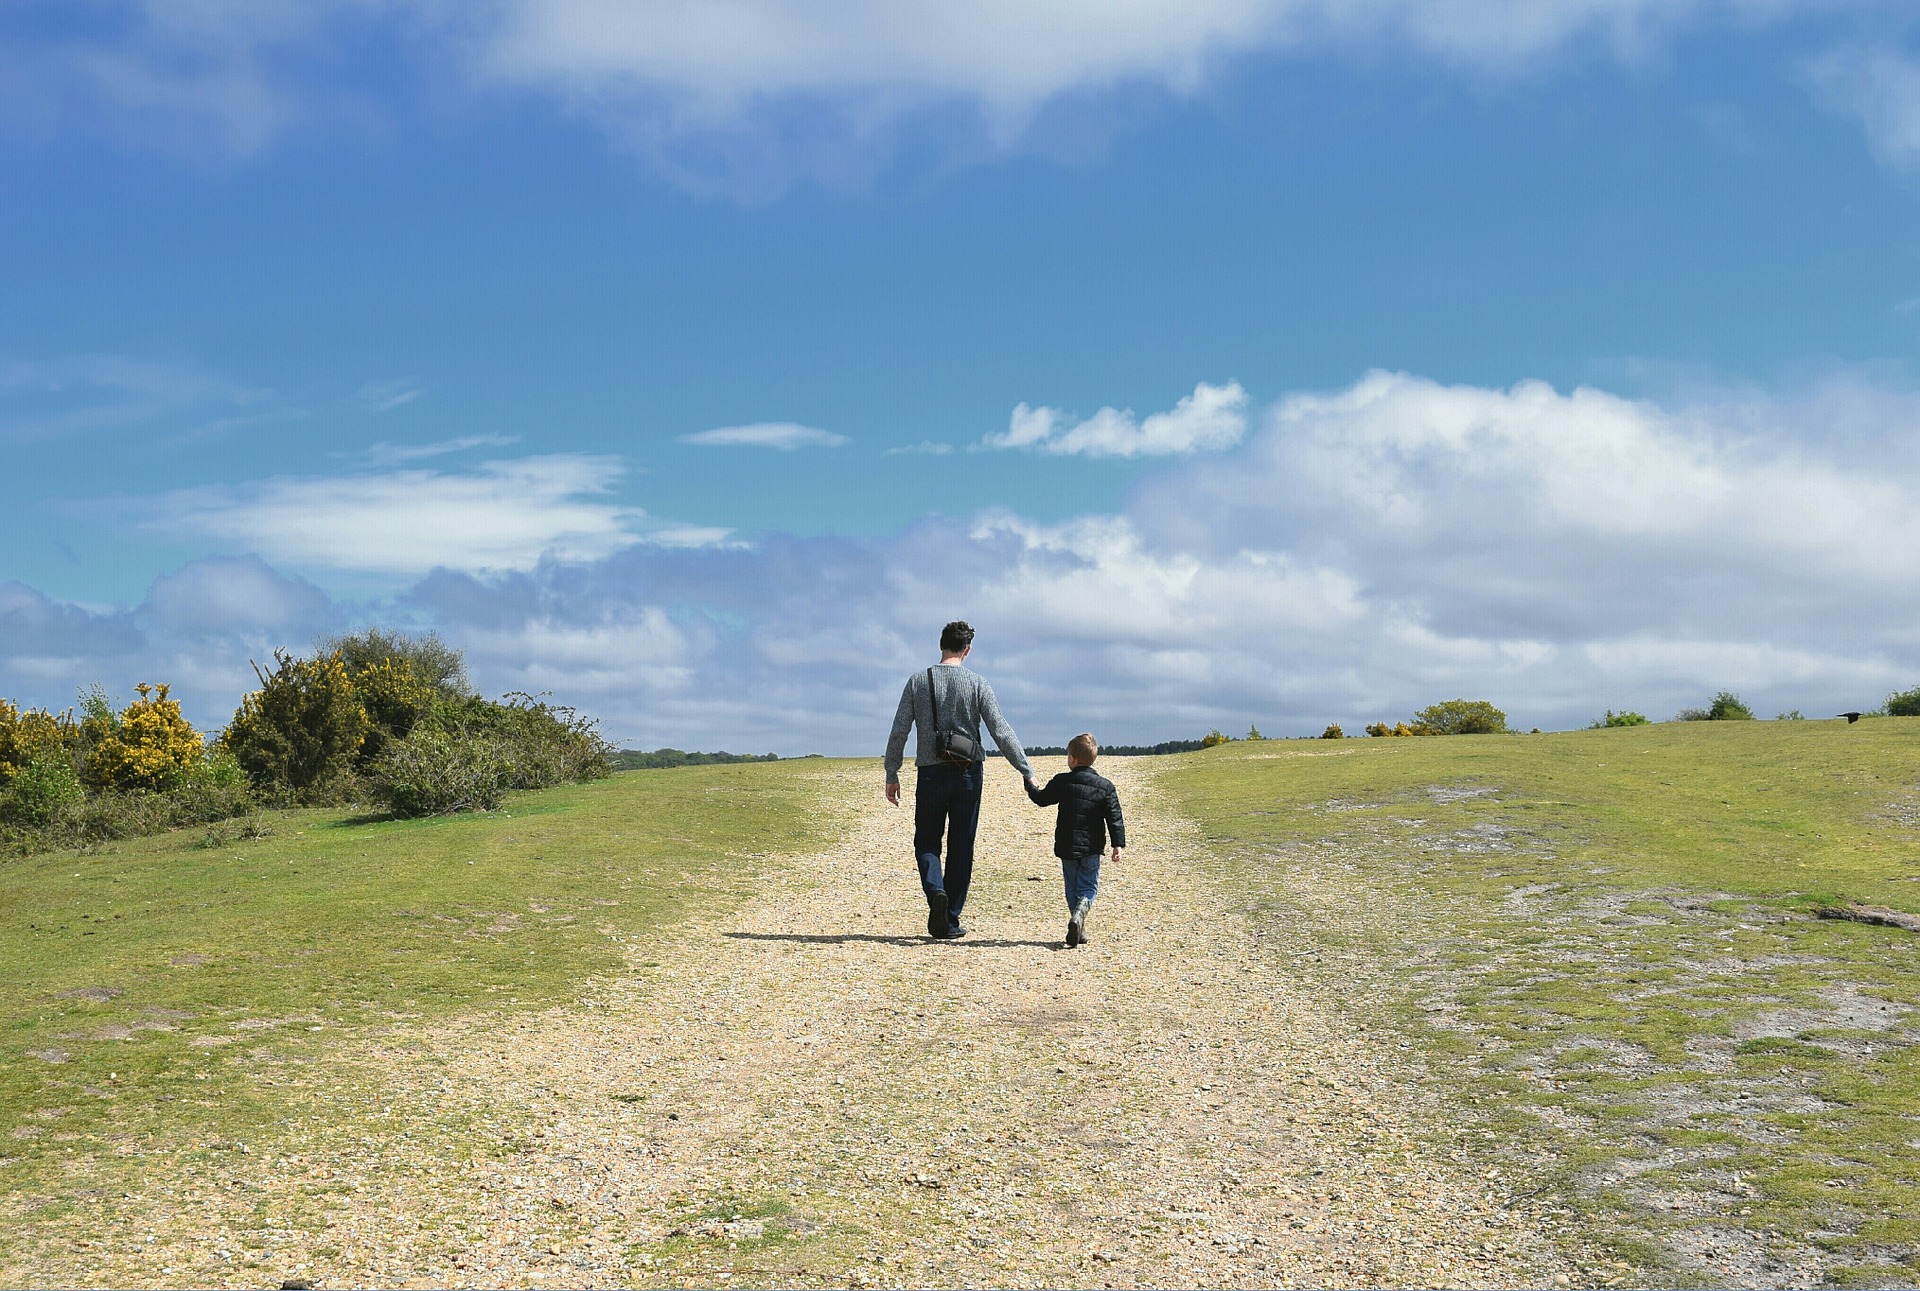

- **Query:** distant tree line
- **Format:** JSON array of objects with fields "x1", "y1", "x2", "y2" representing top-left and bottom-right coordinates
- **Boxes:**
[
  {"x1": 1028, "y1": 739, "x2": 1209, "y2": 758},
  {"x1": 612, "y1": 749, "x2": 782, "y2": 770}
]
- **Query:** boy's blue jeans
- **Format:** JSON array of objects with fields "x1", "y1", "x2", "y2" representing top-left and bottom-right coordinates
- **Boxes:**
[
  {"x1": 1062, "y1": 850, "x2": 1102, "y2": 913},
  {"x1": 914, "y1": 762, "x2": 983, "y2": 924}
]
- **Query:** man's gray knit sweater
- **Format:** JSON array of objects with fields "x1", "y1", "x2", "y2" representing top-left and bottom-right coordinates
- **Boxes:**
[{"x1": 884, "y1": 664, "x2": 1034, "y2": 782}]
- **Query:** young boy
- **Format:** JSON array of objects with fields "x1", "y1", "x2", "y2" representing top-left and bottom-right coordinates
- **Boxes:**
[{"x1": 1025, "y1": 733, "x2": 1127, "y2": 948}]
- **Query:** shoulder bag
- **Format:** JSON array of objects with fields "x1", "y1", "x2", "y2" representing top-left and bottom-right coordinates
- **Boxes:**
[{"x1": 927, "y1": 667, "x2": 981, "y2": 766}]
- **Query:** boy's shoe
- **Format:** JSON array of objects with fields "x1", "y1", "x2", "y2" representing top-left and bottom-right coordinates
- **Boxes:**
[
  {"x1": 1065, "y1": 914, "x2": 1083, "y2": 948},
  {"x1": 1074, "y1": 899, "x2": 1093, "y2": 945},
  {"x1": 927, "y1": 892, "x2": 949, "y2": 940}
]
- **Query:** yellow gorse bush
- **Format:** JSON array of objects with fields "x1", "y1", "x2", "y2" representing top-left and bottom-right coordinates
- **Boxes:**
[
  {"x1": 86, "y1": 683, "x2": 205, "y2": 792},
  {"x1": 0, "y1": 700, "x2": 74, "y2": 783}
]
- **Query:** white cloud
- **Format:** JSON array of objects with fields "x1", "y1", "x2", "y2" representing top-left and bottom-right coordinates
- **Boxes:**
[
  {"x1": 0, "y1": 0, "x2": 1863, "y2": 190},
  {"x1": 987, "y1": 381, "x2": 1248, "y2": 457},
  {"x1": 886, "y1": 441, "x2": 956, "y2": 456},
  {"x1": 680, "y1": 421, "x2": 849, "y2": 450},
  {"x1": 147, "y1": 454, "x2": 647, "y2": 575}
]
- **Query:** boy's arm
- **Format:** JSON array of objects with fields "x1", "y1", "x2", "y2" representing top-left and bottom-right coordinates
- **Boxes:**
[
  {"x1": 1106, "y1": 784, "x2": 1127, "y2": 850},
  {"x1": 1027, "y1": 773, "x2": 1062, "y2": 806}
]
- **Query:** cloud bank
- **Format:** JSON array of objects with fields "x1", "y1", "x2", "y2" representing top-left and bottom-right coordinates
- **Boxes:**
[
  {"x1": 0, "y1": 1, "x2": 1892, "y2": 191},
  {"x1": 9, "y1": 371, "x2": 1920, "y2": 752}
]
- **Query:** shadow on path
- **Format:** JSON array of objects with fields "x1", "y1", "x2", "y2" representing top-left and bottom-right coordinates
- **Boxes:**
[{"x1": 724, "y1": 931, "x2": 1061, "y2": 950}]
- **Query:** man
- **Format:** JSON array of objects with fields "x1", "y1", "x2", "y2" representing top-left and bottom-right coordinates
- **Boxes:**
[{"x1": 884, "y1": 620, "x2": 1035, "y2": 939}]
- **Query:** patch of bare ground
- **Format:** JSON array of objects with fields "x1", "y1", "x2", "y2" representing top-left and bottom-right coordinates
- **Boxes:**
[{"x1": 1, "y1": 762, "x2": 1585, "y2": 1289}]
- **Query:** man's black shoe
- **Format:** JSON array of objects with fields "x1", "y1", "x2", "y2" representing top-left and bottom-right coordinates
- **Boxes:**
[{"x1": 927, "y1": 892, "x2": 948, "y2": 940}]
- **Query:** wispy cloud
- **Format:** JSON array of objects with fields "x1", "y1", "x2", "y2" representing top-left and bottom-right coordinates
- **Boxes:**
[
  {"x1": 362, "y1": 434, "x2": 520, "y2": 466},
  {"x1": 358, "y1": 378, "x2": 425, "y2": 413},
  {"x1": 680, "y1": 421, "x2": 849, "y2": 449},
  {"x1": 984, "y1": 381, "x2": 1248, "y2": 457},
  {"x1": 145, "y1": 455, "x2": 647, "y2": 575},
  {"x1": 1806, "y1": 42, "x2": 1920, "y2": 173},
  {"x1": 887, "y1": 440, "x2": 955, "y2": 456},
  {"x1": 0, "y1": 354, "x2": 269, "y2": 444}
]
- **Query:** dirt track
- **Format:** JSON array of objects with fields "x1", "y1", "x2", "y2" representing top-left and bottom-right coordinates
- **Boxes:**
[{"x1": 9, "y1": 759, "x2": 1586, "y2": 1288}]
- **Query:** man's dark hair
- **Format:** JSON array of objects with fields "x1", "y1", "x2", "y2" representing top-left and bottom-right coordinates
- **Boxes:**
[{"x1": 940, "y1": 621, "x2": 975, "y2": 654}]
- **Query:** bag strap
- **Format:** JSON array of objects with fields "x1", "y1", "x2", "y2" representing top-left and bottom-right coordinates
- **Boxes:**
[{"x1": 926, "y1": 667, "x2": 942, "y2": 737}]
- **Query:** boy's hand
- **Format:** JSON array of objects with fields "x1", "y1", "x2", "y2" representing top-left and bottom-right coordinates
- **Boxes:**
[
  {"x1": 1110, "y1": 845, "x2": 1123, "y2": 863},
  {"x1": 885, "y1": 781, "x2": 900, "y2": 806}
]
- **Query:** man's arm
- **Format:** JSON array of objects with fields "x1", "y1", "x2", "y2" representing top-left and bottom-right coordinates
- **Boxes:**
[
  {"x1": 978, "y1": 681, "x2": 1034, "y2": 780},
  {"x1": 883, "y1": 678, "x2": 916, "y2": 802}
]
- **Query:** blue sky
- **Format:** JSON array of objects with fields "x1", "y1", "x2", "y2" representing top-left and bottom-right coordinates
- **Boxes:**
[{"x1": 6, "y1": 2, "x2": 1920, "y2": 750}]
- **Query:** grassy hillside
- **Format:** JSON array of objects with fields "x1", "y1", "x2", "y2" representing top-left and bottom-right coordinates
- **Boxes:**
[
  {"x1": 1161, "y1": 719, "x2": 1920, "y2": 1286},
  {"x1": 0, "y1": 761, "x2": 852, "y2": 1199}
]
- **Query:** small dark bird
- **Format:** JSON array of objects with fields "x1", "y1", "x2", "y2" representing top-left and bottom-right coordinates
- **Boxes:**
[{"x1": 1841, "y1": 712, "x2": 1863, "y2": 723}]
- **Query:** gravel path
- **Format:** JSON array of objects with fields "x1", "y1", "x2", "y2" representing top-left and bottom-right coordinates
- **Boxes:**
[{"x1": 8, "y1": 759, "x2": 1584, "y2": 1288}]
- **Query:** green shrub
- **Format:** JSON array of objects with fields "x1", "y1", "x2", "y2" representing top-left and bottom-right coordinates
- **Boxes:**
[
  {"x1": 0, "y1": 754, "x2": 83, "y2": 827},
  {"x1": 224, "y1": 650, "x2": 370, "y2": 798},
  {"x1": 1411, "y1": 699, "x2": 1508, "y2": 735},
  {"x1": 1674, "y1": 707, "x2": 1710, "y2": 721},
  {"x1": 1321, "y1": 723, "x2": 1345, "y2": 739},
  {"x1": 1591, "y1": 710, "x2": 1650, "y2": 728},
  {"x1": 423, "y1": 692, "x2": 614, "y2": 788},
  {"x1": 1246, "y1": 724, "x2": 1264, "y2": 741},
  {"x1": 1201, "y1": 729, "x2": 1231, "y2": 749},
  {"x1": 1886, "y1": 687, "x2": 1920, "y2": 718},
  {"x1": 1775, "y1": 710, "x2": 1805, "y2": 721},
  {"x1": 320, "y1": 628, "x2": 470, "y2": 698},
  {"x1": 1708, "y1": 691, "x2": 1754, "y2": 721},
  {"x1": 373, "y1": 726, "x2": 512, "y2": 817}
]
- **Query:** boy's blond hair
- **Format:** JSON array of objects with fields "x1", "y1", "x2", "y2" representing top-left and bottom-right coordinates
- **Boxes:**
[{"x1": 1067, "y1": 733, "x2": 1098, "y2": 765}]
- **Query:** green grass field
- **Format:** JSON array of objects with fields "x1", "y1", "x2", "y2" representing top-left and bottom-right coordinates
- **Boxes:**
[
  {"x1": 1160, "y1": 718, "x2": 1920, "y2": 1286},
  {"x1": 0, "y1": 762, "x2": 850, "y2": 1202}
]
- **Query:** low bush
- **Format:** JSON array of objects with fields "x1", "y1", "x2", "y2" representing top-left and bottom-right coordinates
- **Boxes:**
[
  {"x1": 1592, "y1": 710, "x2": 1650, "y2": 728},
  {"x1": 1675, "y1": 707, "x2": 1710, "y2": 721},
  {"x1": 1201, "y1": 729, "x2": 1231, "y2": 749},
  {"x1": 1321, "y1": 723, "x2": 1345, "y2": 739},
  {"x1": 1886, "y1": 686, "x2": 1920, "y2": 718},
  {"x1": 1708, "y1": 691, "x2": 1755, "y2": 721},
  {"x1": 373, "y1": 726, "x2": 513, "y2": 817},
  {"x1": 1411, "y1": 699, "x2": 1508, "y2": 736},
  {"x1": 0, "y1": 687, "x2": 255, "y2": 854},
  {"x1": 1776, "y1": 710, "x2": 1805, "y2": 721}
]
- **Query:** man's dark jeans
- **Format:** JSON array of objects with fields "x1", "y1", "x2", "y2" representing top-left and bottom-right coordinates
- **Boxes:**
[{"x1": 914, "y1": 761, "x2": 983, "y2": 926}]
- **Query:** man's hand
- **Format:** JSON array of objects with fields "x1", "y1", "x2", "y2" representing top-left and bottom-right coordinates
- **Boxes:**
[
  {"x1": 1110, "y1": 845, "x2": 1124, "y2": 863},
  {"x1": 885, "y1": 781, "x2": 901, "y2": 806}
]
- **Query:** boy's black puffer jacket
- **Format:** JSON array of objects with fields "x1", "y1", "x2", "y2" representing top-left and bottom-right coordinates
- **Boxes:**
[{"x1": 1026, "y1": 765, "x2": 1127, "y2": 860}]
